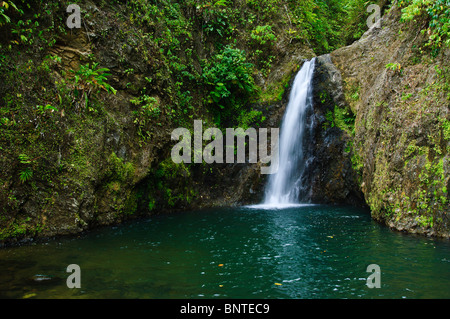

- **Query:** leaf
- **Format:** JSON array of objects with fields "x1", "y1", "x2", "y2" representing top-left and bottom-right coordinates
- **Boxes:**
[
  {"x1": 9, "y1": 1, "x2": 18, "y2": 11},
  {"x1": 215, "y1": 0, "x2": 227, "y2": 7},
  {"x1": 19, "y1": 167, "x2": 33, "y2": 183},
  {"x1": 18, "y1": 154, "x2": 31, "y2": 164},
  {"x1": 96, "y1": 68, "x2": 110, "y2": 73},
  {"x1": 274, "y1": 283, "x2": 282, "y2": 286}
]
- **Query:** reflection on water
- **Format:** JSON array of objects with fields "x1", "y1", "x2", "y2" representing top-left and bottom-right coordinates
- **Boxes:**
[{"x1": 0, "y1": 205, "x2": 449, "y2": 299}]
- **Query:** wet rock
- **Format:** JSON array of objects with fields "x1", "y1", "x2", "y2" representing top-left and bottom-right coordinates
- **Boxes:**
[
  {"x1": 326, "y1": 4, "x2": 450, "y2": 237},
  {"x1": 306, "y1": 55, "x2": 366, "y2": 206},
  {"x1": 29, "y1": 274, "x2": 63, "y2": 286}
]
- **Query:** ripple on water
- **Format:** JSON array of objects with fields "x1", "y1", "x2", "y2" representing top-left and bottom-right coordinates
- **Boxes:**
[{"x1": 0, "y1": 206, "x2": 449, "y2": 299}]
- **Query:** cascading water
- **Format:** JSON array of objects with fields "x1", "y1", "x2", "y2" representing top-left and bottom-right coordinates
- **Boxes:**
[{"x1": 262, "y1": 58, "x2": 316, "y2": 208}]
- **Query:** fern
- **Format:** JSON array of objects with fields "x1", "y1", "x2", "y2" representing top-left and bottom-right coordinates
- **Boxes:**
[
  {"x1": 70, "y1": 63, "x2": 117, "y2": 110},
  {"x1": 19, "y1": 167, "x2": 33, "y2": 183}
]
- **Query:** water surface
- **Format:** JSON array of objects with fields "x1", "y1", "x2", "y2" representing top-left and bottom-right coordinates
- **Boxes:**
[{"x1": 1, "y1": 205, "x2": 449, "y2": 299}]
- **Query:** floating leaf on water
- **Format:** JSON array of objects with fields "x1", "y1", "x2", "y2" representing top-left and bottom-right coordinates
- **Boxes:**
[
  {"x1": 274, "y1": 283, "x2": 282, "y2": 286},
  {"x1": 23, "y1": 293, "x2": 36, "y2": 299},
  {"x1": 218, "y1": 264, "x2": 224, "y2": 267}
]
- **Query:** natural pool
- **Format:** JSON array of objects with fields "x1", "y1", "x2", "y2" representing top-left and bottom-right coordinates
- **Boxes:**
[{"x1": 1, "y1": 205, "x2": 449, "y2": 299}]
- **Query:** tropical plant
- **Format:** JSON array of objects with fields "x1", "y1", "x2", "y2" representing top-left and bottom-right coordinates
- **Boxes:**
[
  {"x1": 385, "y1": 62, "x2": 403, "y2": 74},
  {"x1": 36, "y1": 104, "x2": 58, "y2": 115},
  {"x1": 70, "y1": 62, "x2": 116, "y2": 110},
  {"x1": 131, "y1": 95, "x2": 161, "y2": 118},
  {"x1": 202, "y1": 45, "x2": 257, "y2": 126},
  {"x1": 19, "y1": 167, "x2": 33, "y2": 183},
  {"x1": 250, "y1": 25, "x2": 277, "y2": 46},
  {"x1": 400, "y1": 0, "x2": 450, "y2": 54},
  {"x1": 18, "y1": 154, "x2": 34, "y2": 184},
  {"x1": 0, "y1": 1, "x2": 18, "y2": 26}
]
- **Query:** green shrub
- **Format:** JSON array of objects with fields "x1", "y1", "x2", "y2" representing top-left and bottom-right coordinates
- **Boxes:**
[
  {"x1": 70, "y1": 62, "x2": 116, "y2": 110},
  {"x1": 0, "y1": 1, "x2": 18, "y2": 26},
  {"x1": 442, "y1": 119, "x2": 450, "y2": 141},
  {"x1": 323, "y1": 105, "x2": 356, "y2": 136},
  {"x1": 250, "y1": 25, "x2": 277, "y2": 46},
  {"x1": 202, "y1": 45, "x2": 257, "y2": 126},
  {"x1": 400, "y1": 0, "x2": 450, "y2": 55}
]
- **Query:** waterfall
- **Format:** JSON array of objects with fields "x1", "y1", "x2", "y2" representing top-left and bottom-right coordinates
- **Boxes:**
[{"x1": 262, "y1": 58, "x2": 316, "y2": 208}]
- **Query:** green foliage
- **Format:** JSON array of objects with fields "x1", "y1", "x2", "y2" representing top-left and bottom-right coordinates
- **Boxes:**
[
  {"x1": 334, "y1": 106, "x2": 356, "y2": 135},
  {"x1": 131, "y1": 95, "x2": 162, "y2": 143},
  {"x1": 203, "y1": 8, "x2": 231, "y2": 39},
  {"x1": 70, "y1": 62, "x2": 116, "y2": 111},
  {"x1": 18, "y1": 153, "x2": 36, "y2": 183},
  {"x1": 147, "y1": 159, "x2": 195, "y2": 210},
  {"x1": 246, "y1": 0, "x2": 280, "y2": 22},
  {"x1": 350, "y1": 87, "x2": 360, "y2": 101},
  {"x1": 0, "y1": 1, "x2": 18, "y2": 26},
  {"x1": 0, "y1": 217, "x2": 43, "y2": 241},
  {"x1": 342, "y1": 0, "x2": 377, "y2": 43},
  {"x1": 250, "y1": 25, "x2": 277, "y2": 46},
  {"x1": 323, "y1": 105, "x2": 356, "y2": 136},
  {"x1": 434, "y1": 65, "x2": 450, "y2": 100},
  {"x1": 19, "y1": 167, "x2": 33, "y2": 183},
  {"x1": 131, "y1": 95, "x2": 161, "y2": 118},
  {"x1": 287, "y1": 0, "x2": 372, "y2": 54},
  {"x1": 259, "y1": 63, "x2": 296, "y2": 102},
  {"x1": 351, "y1": 145, "x2": 364, "y2": 173},
  {"x1": 72, "y1": 62, "x2": 116, "y2": 94},
  {"x1": 0, "y1": 1, "x2": 66, "y2": 50},
  {"x1": 400, "y1": 0, "x2": 450, "y2": 55},
  {"x1": 202, "y1": 45, "x2": 257, "y2": 126},
  {"x1": 385, "y1": 62, "x2": 403, "y2": 73},
  {"x1": 105, "y1": 152, "x2": 135, "y2": 183},
  {"x1": 121, "y1": 0, "x2": 378, "y2": 129},
  {"x1": 249, "y1": 25, "x2": 277, "y2": 76},
  {"x1": 238, "y1": 109, "x2": 265, "y2": 129},
  {"x1": 18, "y1": 153, "x2": 31, "y2": 164},
  {"x1": 36, "y1": 104, "x2": 58, "y2": 115},
  {"x1": 442, "y1": 119, "x2": 450, "y2": 141}
]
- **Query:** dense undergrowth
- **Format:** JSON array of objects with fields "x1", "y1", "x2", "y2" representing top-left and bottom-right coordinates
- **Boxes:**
[
  {"x1": 1, "y1": 0, "x2": 448, "y2": 241},
  {"x1": 0, "y1": 0, "x2": 385, "y2": 241}
]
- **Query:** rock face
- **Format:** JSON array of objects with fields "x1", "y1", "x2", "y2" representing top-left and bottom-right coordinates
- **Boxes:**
[
  {"x1": 307, "y1": 55, "x2": 366, "y2": 206},
  {"x1": 1, "y1": 1, "x2": 448, "y2": 245},
  {"x1": 214, "y1": 2, "x2": 450, "y2": 237},
  {"x1": 324, "y1": 5, "x2": 450, "y2": 237},
  {"x1": 0, "y1": 1, "x2": 316, "y2": 245},
  {"x1": 211, "y1": 56, "x2": 367, "y2": 208}
]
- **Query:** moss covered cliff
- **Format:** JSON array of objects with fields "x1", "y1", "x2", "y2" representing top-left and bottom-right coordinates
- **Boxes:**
[
  {"x1": 323, "y1": 3, "x2": 449, "y2": 237},
  {"x1": 0, "y1": 0, "x2": 324, "y2": 243},
  {"x1": 0, "y1": 0, "x2": 448, "y2": 244}
]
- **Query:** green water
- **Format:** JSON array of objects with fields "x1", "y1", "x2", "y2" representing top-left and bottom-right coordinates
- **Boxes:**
[{"x1": 1, "y1": 205, "x2": 449, "y2": 299}]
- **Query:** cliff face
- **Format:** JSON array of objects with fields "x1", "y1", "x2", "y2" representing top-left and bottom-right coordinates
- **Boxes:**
[
  {"x1": 1, "y1": 1, "x2": 448, "y2": 245},
  {"x1": 321, "y1": 5, "x2": 449, "y2": 237},
  {"x1": 308, "y1": 55, "x2": 366, "y2": 207},
  {"x1": 0, "y1": 0, "x2": 316, "y2": 244}
]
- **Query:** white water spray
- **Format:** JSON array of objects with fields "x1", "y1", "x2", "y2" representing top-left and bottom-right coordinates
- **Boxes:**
[{"x1": 262, "y1": 58, "x2": 316, "y2": 208}]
